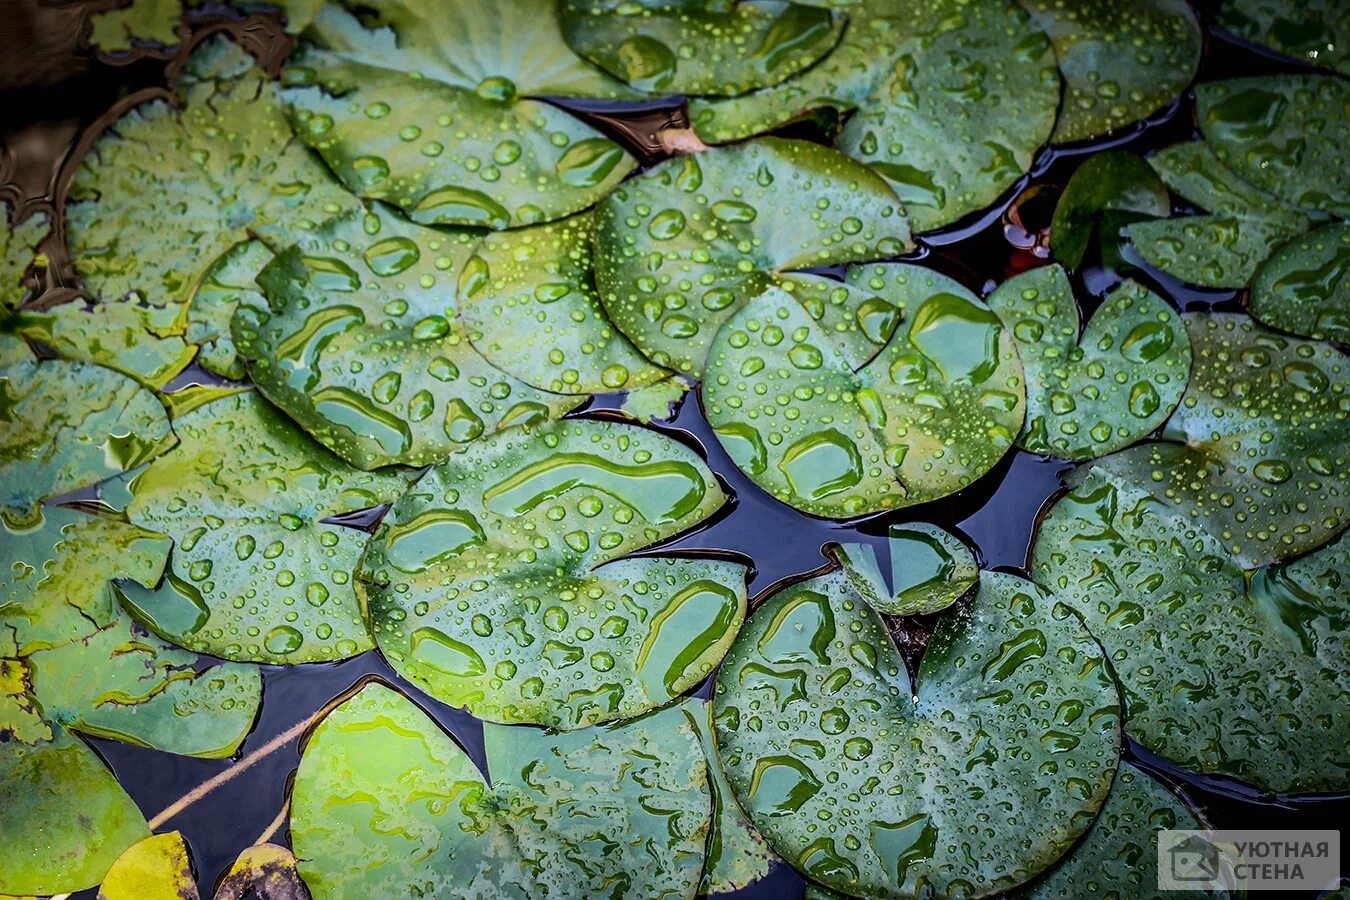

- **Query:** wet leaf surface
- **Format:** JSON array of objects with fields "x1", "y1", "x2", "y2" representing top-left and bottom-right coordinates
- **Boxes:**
[
  {"x1": 13, "y1": 300, "x2": 195, "y2": 389},
  {"x1": 1217, "y1": 0, "x2": 1348, "y2": 75},
  {"x1": 692, "y1": 699, "x2": 776, "y2": 895},
  {"x1": 97, "y1": 831, "x2": 199, "y2": 900},
  {"x1": 1049, "y1": 151, "x2": 1170, "y2": 270},
  {"x1": 0, "y1": 203, "x2": 47, "y2": 367},
  {"x1": 836, "y1": 522, "x2": 978, "y2": 616},
  {"x1": 362, "y1": 418, "x2": 746, "y2": 728},
  {"x1": 186, "y1": 239, "x2": 275, "y2": 381},
  {"x1": 1249, "y1": 221, "x2": 1350, "y2": 343}
]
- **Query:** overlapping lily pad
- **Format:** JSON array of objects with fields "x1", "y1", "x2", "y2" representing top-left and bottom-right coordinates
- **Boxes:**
[
  {"x1": 0, "y1": 203, "x2": 47, "y2": 366},
  {"x1": 97, "y1": 832, "x2": 198, "y2": 900},
  {"x1": 1249, "y1": 223, "x2": 1349, "y2": 342},
  {"x1": 187, "y1": 239, "x2": 275, "y2": 381},
  {"x1": 713, "y1": 570, "x2": 1120, "y2": 897},
  {"x1": 283, "y1": 0, "x2": 637, "y2": 230},
  {"x1": 216, "y1": 844, "x2": 309, "y2": 900},
  {"x1": 1217, "y1": 0, "x2": 1348, "y2": 74},
  {"x1": 836, "y1": 522, "x2": 978, "y2": 616},
  {"x1": 988, "y1": 265, "x2": 1190, "y2": 460},
  {"x1": 1050, "y1": 151, "x2": 1170, "y2": 269},
  {"x1": 361, "y1": 418, "x2": 747, "y2": 729},
  {"x1": 90, "y1": 0, "x2": 326, "y2": 53},
  {"x1": 703, "y1": 264, "x2": 1025, "y2": 517},
  {"x1": 120, "y1": 390, "x2": 406, "y2": 663},
  {"x1": 290, "y1": 681, "x2": 712, "y2": 899},
  {"x1": 692, "y1": 700, "x2": 776, "y2": 894}
]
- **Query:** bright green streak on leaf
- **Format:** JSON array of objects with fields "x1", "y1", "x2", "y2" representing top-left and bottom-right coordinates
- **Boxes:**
[
  {"x1": 1050, "y1": 151, "x2": 1170, "y2": 270},
  {"x1": 97, "y1": 832, "x2": 199, "y2": 900},
  {"x1": 837, "y1": 522, "x2": 978, "y2": 616},
  {"x1": 1217, "y1": 0, "x2": 1349, "y2": 75},
  {"x1": 1250, "y1": 222, "x2": 1350, "y2": 343}
]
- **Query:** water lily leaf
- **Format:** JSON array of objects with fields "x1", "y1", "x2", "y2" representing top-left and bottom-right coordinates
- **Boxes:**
[
  {"x1": 559, "y1": 0, "x2": 845, "y2": 96},
  {"x1": 1196, "y1": 75, "x2": 1350, "y2": 218},
  {"x1": 216, "y1": 844, "x2": 310, "y2": 900},
  {"x1": 283, "y1": 0, "x2": 637, "y2": 230},
  {"x1": 90, "y1": 0, "x2": 327, "y2": 52},
  {"x1": 1033, "y1": 466, "x2": 1349, "y2": 793},
  {"x1": 0, "y1": 360, "x2": 173, "y2": 518},
  {"x1": 121, "y1": 390, "x2": 406, "y2": 663},
  {"x1": 1050, "y1": 151, "x2": 1170, "y2": 270},
  {"x1": 836, "y1": 523, "x2": 978, "y2": 616},
  {"x1": 594, "y1": 137, "x2": 912, "y2": 377},
  {"x1": 703, "y1": 264, "x2": 1024, "y2": 517},
  {"x1": 1091, "y1": 313, "x2": 1347, "y2": 567},
  {"x1": 186, "y1": 239, "x2": 275, "y2": 381},
  {"x1": 1217, "y1": 0, "x2": 1348, "y2": 75},
  {"x1": 1, "y1": 204, "x2": 47, "y2": 365},
  {"x1": 14, "y1": 300, "x2": 195, "y2": 389},
  {"x1": 0, "y1": 658, "x2": 49, "y2": 745},
  {"x1": 691, "y1": 699, "x2": 776, "y2": 894},
  {"x1": 236, "y1": 202, "x2": 585, "y2": 469},
  {"x1": 988, "y1": 265, "x2": 1190, "y2": 460},
  {"x1": 616, "y1": 376, "x2": 690, "y2": 423},
  {"x1": 98, "y1": 832, "x2": 199, "y2": 900},
  {"x1": 362, "y1": 418, "x2": 746, "y2": 728},
  {"x1": 1017, "y1": 0, "x2": 1200, "y2": 144},
  {"x1": 458, "y1": 212, "x2": 669, "y2": 395},
  {"x1": 1249, "y1": 222, "x2": 1350, "y2": 343},
  {"x1": 290, "y1": 681, "x2": 712, "y2": 899},
  {"x1": 1129, "y1": 141, "x2": 1312, "y2": 288},
  {"x1": 713, "y1": 570, "x2": 1120, "y2": 897}
]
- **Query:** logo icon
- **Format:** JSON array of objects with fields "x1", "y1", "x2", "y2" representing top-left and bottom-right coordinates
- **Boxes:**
[{"x1": 1168, "y1": 834, "x2": 1223, "y2": 882}]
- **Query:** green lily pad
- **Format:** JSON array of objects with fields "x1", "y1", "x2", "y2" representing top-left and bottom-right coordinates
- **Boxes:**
[
  {"x1": 121, "y1": 390, "x2": 406, "y2": 663},
  {"x1": 1217, "y1": 0, "x2": 1348, "y2": 75},
  {"x1": 703, "y1": 264, "x2": 1025, "y2": 517},
  {"x1": 1033, "y1": 465, "x2": 1349, "y2": 793},
  {"x1": 617, "y1": 376, "x2": 690, "y2": 423},
  {"x1": 1091, "y1": 313, "x2": 1347, "y2": 568},
  {"x1": 235, "y1": 202, "x2": 587, "y2": 469},
  {"x1": 594, "y1": 137, "x2": 912, "y2": 377},
  {"x1": 1017, "y1": 0, "x2": 1201, "y2": 144},
  {"x1": 1249, "y1": 222, "x2": 1350, "y2": 343},
  {"x1": 90, "y1": 0, "x2": 327, "y2": 52},
  {"x1": 988, "y1": 266, "x2": 1190, "y2": 460},
  {"x1": 0, "y1": 360, "x2": 174, "y2": 518},
  {"x1": 1, "y1": 203, "x2": 47, "y2": 366},
  {"x1": 559, "y1": 0, "x2": 845, "y2": 96},
  {"x1": 186, "y1": 239, "x2": 275, "y2": 381},
  {"x1": 836, "y1": 522, "x2": 978, "y2": 616},
  {"x1": 216, "y1": 844, "x2": 309, "y2": 900},
  {"x1": 290, "y1": 681, "x2": 712, "y2": 899},
  {"x1": 713, "y1": 570, "x2": 1120, "y2": 897},
  {"x1": 692, "y1": 699, "x2": 776, "y2": 894},
  {"x1": 14, "y1": 300, "x2": 195, "y2": 390},
  {"x1": 1196, "y1": 75, "x2": 1350, "y2": 218},
  {"x1": 1050, "y1": 151, "x2": 1170, "y2": 270},
  {"x1": 283, "y1": 0, "x2": 637, "y2": 230},
  {"x1": 361, "y1": 417, "x2": 746, "y2": 729},
  {"x1": 97, "y1": 832, "x2": 198, "y2": 900}
]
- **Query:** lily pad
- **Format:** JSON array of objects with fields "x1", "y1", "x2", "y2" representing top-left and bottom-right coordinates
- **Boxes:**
[
  {"x1": 1249, "y1": 222, "x2": 1350, "y2": 343},
  {"x1": 1091, "y1": 313, "x2": 1347, "y2": 567},
  {"x1": 713, "y1": 570, "x2": 1120, "y2": 897},
  {"x1": 1017, "y1": 0, "x2": 1201, "y2": 144},
  {"x1": 236, "y1": 202, "x2": 588, "y2": 469},
  {"x1": 361, "y1": 418, "x2": 747, "y2": 729},
  {"x1": 988, "y1": 265, "x2": 1190, "y2": 460},
  {"x1": 121, "y1": 390, "x2": 406, "y2": 663},
  {"x1": 1217, "y1": 0, "x2": 1348, "y2": 75},
  {"x1": 594, "y1": 137, "x2": 912, "y2": 377},
  {"x1": 836, "y1": 522, "x2": 978, "y2": 616},
  {"x1": 617, "y1": 376, "x2": 690, "y2": 423},
  {"x1": 90, "y1": 0, "x2": 327, "y2": 52},
  {"x1": 559, "y1": 0, "x2": 845, "y2": 96},
  {"x1": 97, "y1": 832, "x2": 198, "y2": 900},
  {"x1": 1050, "y1": 151, "x2": 1170, "y2": 270},
  {"x1": 283, "y1": 0, "x2": 637, "y2": 229},
  {"x1": 216, "y1": 844, "x2": 309, "y2": 900},
  {"x1": 692, "y1": 700, "x2": 776, "y2": 894},
  {"x1": 13, "y1": 301, "x2": 195, "y2": 389},
  {"x1": 702, "y1": 264, "x2": 1025, "y2": 517},
  {"x1": 1033, "y1": 466, "x2": 1349, "y2": 793},
  {"x1": 186, "y1": 239, "x2": 275, "y2": 381},
  {"x1": 0, "y1": 204, "x2": 47, "y2": 367},
  {"x1": 290, "y1": 681, "x2": 712, "y2": 899}
]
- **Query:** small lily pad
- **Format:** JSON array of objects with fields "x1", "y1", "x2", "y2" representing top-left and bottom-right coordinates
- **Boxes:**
[
  {"x1": 121, "y1": 390, "x2": 406, "y2": 663},
  {"x1": 1217, "y1": 0, "x2": 1348, "y2": 74},
  {"x1": 617, "y1": 376, "x2": 690, "y2": 423},
  {"x1": 1249, "y1": 222, "x2": 1350, "y2": 342},
  {"x1": 988, "y1": 265, "x2": 1190, "y2": 460},
  {"x1": 594, "y1": 137, "x2": 912, "y2": 377},
  {"x1": 836, "y1": 523, "x2": 979, "y2": 616},
  {"x1": 186, "y1": 239, "x2": 276, "y2": 381},
  {"x1": 703, "y1": 264, "x2": 1024, "y2": 517},
  {"x1": 1050, "y1": 151, "x2": 1170, "y2": 270},
  {"x1": 560, "y1": 0, "x2": 845, "y2": 96},
  {"x1": 290, "y1": 681, "x2": 712, "y2": 899},
  {"x1": 97, "y1": 832, "x2": 199, "y2": 900},
  {"x1": 362, "y1": 418, "x2": 747, "y2": 729},
  {"x1": 283, "y1": 0, "x2": 638, "y2": 229},
  {"x1": 216, "y1": 844, "x2": 310, "y2": 900},
  {"x1": 713, "y1": 570, "x2": 1120, "y2": 897}
]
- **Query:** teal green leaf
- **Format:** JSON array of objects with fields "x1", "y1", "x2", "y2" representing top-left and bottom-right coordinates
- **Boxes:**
[
  {"x1": 703, "y1": 264, "x2": 1024, "y2": 517},
  {"x1": 594, "y1": 138, "x2": 912, "y2": 377},
  {"x1": 13, "y1": 299, "x2": 195, "y2": 389},
  {"x1": 1217, "y1": 0, "x2": 1348, "y2": 75},
  {"x1": 0, "y1": 360, "x2": 173, "y2": 518},
  {"x1": 1090, "y1": 313, "x2": 1347, "y2": 567},
  {"x1": 1033, "y1": 466, "x2": 1349, "y2": 793},
  {"x1": 235, "y1": 202, "x2": 584, "y2": 469},
  {"x1": 836, "y1": 522, "x2": 978, "y2": 616},
  {"x1": 1017, "y1": 0, "x2": 1200, "y2": 144},
  {"x1": 186, "y1": 239, "x2": 275, "y2": 381},
  {"x1": 713, "y1": 570, "x2": 1120, "y2": 897},
  {"x1": 692, "y1": 700, "x2": 776, "y2": 894},
  {"x1": 559, "y1": 0, "x2": 845, "y2": 96},
  {"x1": 97, "y1": 832, "x2": 199, "y2": 900},
  {"x1": 1249, "y1": 222, "x2": 1350, "y2": 343},
  {"x1": 362, "y1": 418, "x2": 746, "y2": 728},
  {"x1": 290, "y1": 681, "x2": 712, "y2": 899},
  {"x1": 1196, "y1": 75, "x2": 1350, "y2": 218},
  {"x1": 121, "y1": 390, "x2": 406, "y2": 663},
  {"x1": 988, "y1": 265, "x2": 1190, "y2": 459},
  {"x1": 1050, "y1": 151, "x2": 1170, "y2": 269},
  {"x1": 283, "y1": 0, "x2": 637, "y2": 229}
]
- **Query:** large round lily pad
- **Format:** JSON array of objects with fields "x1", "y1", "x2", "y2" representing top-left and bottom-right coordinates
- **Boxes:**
[
  {"x1": 121, "y1": 390, "x2": 407, "y2": 664},
  {"x1": 1217, "y1": 0, "x2": 1348, "y2": 75},
  {"x1": 988, "y1": 265, "x2": 1190, "y2": 460},
  {"x1": 1249, "y1": 222, "x2": 1349, "y2": 343},
  {"x1": 594, "y1": 137, "x2": 912, "y2": 378},
  {"x1": 361, "y1": 418, "x2": 747, "y2": 729},
  {"x1": 702, "y1": 264, "x2": 1025, "y2": 517},
  {"x1": 290, "y1": 681, "x2": 712, "y2": 899},
  {"x1": 713, "y1": 570, "x2": 1120, "y2": 897},
  {"x1": 283, "y1": 0, "x2": 637, "y2": 230}
]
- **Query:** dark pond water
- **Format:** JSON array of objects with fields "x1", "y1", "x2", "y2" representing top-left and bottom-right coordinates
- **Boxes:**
[{"x1": 2, "y1": 1, "x2": 1346, "y2": 896}]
